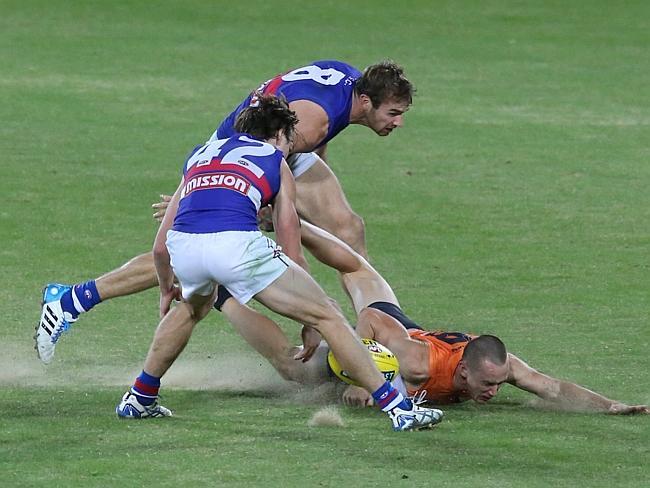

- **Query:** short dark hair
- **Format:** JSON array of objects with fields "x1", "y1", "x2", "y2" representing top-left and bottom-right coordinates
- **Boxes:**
[
  {"x1": 234, "y1": 94, "x2": 298, "y2": 141},
  {"x1": 462, "y1": 335, "x2": 507, "y2": 371},
  {"x1": 354, "y1": 60, "x2": 414, "y2": 108}
]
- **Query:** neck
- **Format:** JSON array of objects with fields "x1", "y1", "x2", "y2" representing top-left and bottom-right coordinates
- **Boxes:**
[
  {"x1": 348, "y1": 92, "x2": 368, "y2": 126},
  {"x1": 266, "y1": 136, "x2": 290, "y2": 158},
  {"x1": 452, "y1": 366, "x2": 467, "y2": 397}
]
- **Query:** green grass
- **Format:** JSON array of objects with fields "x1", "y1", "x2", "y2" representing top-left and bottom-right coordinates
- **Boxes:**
[{"x1": 1, "y1": 0, "x2": 649, "y2": 486}]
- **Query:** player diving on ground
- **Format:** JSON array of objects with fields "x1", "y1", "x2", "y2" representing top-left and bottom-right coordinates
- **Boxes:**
[{"x1": 219, "y1": 221, "x2": 649, "y2": 415}]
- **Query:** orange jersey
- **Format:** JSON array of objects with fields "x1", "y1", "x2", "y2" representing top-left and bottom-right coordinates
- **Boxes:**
[{"x1": 406, "y1": 330, "x2": 476, "y2": 404}]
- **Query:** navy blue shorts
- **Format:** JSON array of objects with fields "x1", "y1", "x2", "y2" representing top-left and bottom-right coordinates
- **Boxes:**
[{"x1": 366, "y1": 301, "x2": 423, "y2": 330}]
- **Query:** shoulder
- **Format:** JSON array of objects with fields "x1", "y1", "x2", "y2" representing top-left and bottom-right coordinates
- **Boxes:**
[
  {"x1": 230, "y1": 133, "x2": 276, "y2": 150},
  {"x1": 313, "y1": 59, "x2": 361, "y2": 75},
  {"x1": 506, "y1": 353, "x2": 538, "y2": 384}
]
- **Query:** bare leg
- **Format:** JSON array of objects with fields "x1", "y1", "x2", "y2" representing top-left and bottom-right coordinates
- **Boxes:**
[
  {"x1": 143, "y1": 291, "x2": 216, "y2": 377},
  {"x1": 355, "y1": 308, "x2": 429, "y2": 385},
  {"x1": 295, "y1": 158, "x2": 367, "y2": 259},
  {"x1": 116, "y1": 290, "x2": 216, "y2": 418},
  {"x1": 300, "y1": 222, "x2": 399, "y2": 313},
  {"x1": 95, "y1": 252, "x2": 158, "y2": 300},
  {"x1": 36, "y1": 251, "x2": 160, "y2": 364},
  {"x1": 222, "y1": 221, "x2": 400, "y2": 385},
  {"x1": 255, "y1": 263, "x2": 385, "y2": 393},
  {"x1": 221, "y1": 299, "x2": 329, "y2": 384}
]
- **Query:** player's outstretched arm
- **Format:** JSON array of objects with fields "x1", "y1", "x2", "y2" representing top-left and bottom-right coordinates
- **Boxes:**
[
  {"x1": 507, "y1": 354, "x2": 649, "y2": 415},
  {"x1": 272, "y1": 160, "x2": 319, "y2": 360}
]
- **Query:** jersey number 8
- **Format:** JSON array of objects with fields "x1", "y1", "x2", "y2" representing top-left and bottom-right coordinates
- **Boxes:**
[{"x1": 282, "y1": 65, "x2": 346, "y2": 86}]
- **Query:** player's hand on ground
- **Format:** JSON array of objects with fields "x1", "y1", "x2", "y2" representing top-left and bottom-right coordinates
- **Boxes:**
[
  {"x1": 159, "y1": 284, "x2": 181, "y2": 317},
  {"x1": 607, "y1": 403, "x2": 649, "y2": 415},
  {"x1": 152, "y1": 194, "x2": 172, "y2": 222},
  {"x1": 342, "y1": 385, "x2": 374, "y2": 408},
  {"x1": 293, "y1": 325, "x2": 321, "y2": 362}
]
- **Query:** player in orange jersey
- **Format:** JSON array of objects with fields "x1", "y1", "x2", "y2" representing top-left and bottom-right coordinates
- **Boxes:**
[{"x1": 220, "y1": 221, "x2": 648, "y2": 415}]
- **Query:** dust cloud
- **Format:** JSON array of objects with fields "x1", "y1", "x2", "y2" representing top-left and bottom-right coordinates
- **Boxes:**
[{"x1": 1, "y1": 341, "x2": 340, "y2": 404}]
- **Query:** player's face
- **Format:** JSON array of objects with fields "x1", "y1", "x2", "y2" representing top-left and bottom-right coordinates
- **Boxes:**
[
  {"x1": 366, "y1": 99, "x2": 410, "y2": 136},
  {"x1": 465, "y1": 359, "x2": 509, "y2": 403}
]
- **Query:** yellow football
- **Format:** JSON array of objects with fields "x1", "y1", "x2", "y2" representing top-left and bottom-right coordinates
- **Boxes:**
[{"x1": 327, "y1": 338, "x2": 400, "y2": 386}]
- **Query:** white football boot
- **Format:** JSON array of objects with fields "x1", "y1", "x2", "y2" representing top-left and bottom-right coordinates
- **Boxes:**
[
  {"x1": 116, "y1": 391, "x2": 173, "y2": 419},
  {"x1": 35, "y1": 283, "x2": 78, "y2": 364},
  {"x1": 388, "y1": 402, "x2": 444, "y2": 432}
]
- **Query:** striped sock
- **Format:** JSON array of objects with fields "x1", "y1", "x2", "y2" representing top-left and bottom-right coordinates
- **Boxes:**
[
  {"x1": 132, "y1": 370, "x2": 161, "y2": 406},
  {"x1": 372, "y1": 381, "x2": 412, "y2": 412},
  {"x1": 72, "y1": 280, "x2": 101, "y2": 314},
  {"x1": 59, "y1": 280, "x2": 101, "y2": 319}
]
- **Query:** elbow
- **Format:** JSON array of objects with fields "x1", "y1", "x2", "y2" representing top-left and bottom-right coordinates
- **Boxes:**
[
  {"x1": 153, "y1": 246, "x2": 165, "y2": 259},
  {"x1": 543, "y1": 386, "x2": 561, "y2": 402},
  {"x1": 537, "y1": 379, "x2": 562, "y2": 402}
]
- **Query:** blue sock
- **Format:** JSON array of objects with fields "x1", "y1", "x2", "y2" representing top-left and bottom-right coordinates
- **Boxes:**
[
  {"x1": 132, "y1": 370, "x2": 161, "y2": 406},
  {"x1": 372, "y1": 381, "x2": 412, "y2": 412},
  {"x1": 60, "y1": 280, "x2": 101, "y2": 319}
]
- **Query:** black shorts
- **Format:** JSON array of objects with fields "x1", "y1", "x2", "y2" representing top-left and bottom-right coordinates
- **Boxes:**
[
  {"x1": 216, "y1": 290, "x2": 424, "y2": 333},
  {"x1": 367, "y1": 301, "x2": 423, "y2": 330},
  {"x1": 214, "y1": 285, "x2": 234, "y2": 311}
]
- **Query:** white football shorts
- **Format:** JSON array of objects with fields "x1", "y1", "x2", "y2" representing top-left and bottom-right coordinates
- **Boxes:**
[
  {"x1": 287, "y1": 152, "x2": 318, "y2": 178},
  {"x1": 166, "y1": 230, "x2": 291, "y2": 304}
]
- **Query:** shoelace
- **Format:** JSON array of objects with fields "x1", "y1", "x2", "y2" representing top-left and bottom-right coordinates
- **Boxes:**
[
  {"x1": 51, "y1": 317, "x2": 72, "y2": 342},
  {"x1": 410, "y1": 390, "x2": 428, "y2": 407}
]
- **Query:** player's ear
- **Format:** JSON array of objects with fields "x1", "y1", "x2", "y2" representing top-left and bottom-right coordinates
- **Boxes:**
[
  {"x1": 358, "y1": 93, "x2": 373, "y2": 110},
  {"x1": 458, "y1": 360, "x2": 469, "y2": 380}
]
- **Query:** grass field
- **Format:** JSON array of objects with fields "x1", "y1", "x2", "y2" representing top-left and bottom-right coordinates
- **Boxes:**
[{"x1": 2, "y1": 1, "x2": 649, "y2": 486}]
